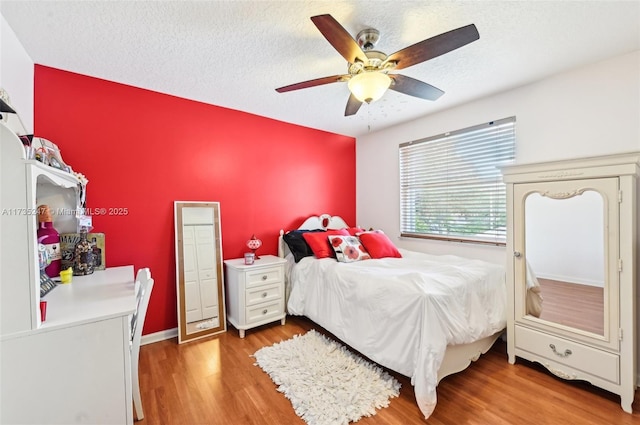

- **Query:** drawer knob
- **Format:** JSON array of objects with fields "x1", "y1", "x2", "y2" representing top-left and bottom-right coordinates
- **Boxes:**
[
  {"x1": 262, "y1": 292, "x2": 267, "y2": 298},
  {"x1": 549, "y1": 343, "x2": 572, "y2": 358},
  {"x1": 262, "y1": 309, "x2": 268, "y2": 315},
  {"x1": 262, "y1": 275, "x2": 268, "y2": 280}
]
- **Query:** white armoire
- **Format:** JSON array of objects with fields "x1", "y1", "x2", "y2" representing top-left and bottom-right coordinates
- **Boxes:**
[{"x1": 502, "y1": 152, "x2": 639, "y2": 413}]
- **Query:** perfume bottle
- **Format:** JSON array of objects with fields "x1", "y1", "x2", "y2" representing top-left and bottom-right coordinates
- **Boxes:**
[
  {"x1": 37, "y1": 204, "x2": 61, "y2": 277},
  {"x1": 72, "y1": 227, "x2": 95, "y2": 276}
]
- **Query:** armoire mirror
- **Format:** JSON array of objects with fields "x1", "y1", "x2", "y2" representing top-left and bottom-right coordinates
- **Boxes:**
[
  {"x1": 516, "y1": 177, "x2": 618, "y2": 342},
  {"x1": 174, "y1": 201, "x2": 226, "y2": 343}
]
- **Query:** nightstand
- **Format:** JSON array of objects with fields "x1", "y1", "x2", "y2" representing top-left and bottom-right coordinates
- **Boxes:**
[{"x1": 224, "y1": 254, "x2": 287, "y2": 338}]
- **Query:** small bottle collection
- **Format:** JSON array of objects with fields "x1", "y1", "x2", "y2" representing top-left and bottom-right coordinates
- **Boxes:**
[{"x1": 37, "y1": 204, "x2": 101, "y2": 297}]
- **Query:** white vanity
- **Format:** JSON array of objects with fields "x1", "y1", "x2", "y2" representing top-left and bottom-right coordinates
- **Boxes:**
[
  {"x1": 502, "y1": 152, "x2": 639, "y2": 413},
  {"x1": 0, "y1": 122, "x2": 137, "y2": 424}
]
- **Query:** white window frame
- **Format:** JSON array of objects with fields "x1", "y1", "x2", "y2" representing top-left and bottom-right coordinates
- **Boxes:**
[{"x1": 399, "y1": 117, "x2": 516, "y2": 245}]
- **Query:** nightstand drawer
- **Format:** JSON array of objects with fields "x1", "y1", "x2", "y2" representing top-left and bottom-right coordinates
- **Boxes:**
[
  {"x1": 246, "y1": 266, "x2": 283, "y2": 288},
  {"x1": 515, "y1": 326, "x2": 619, "y2": 384},
  {"x1": 246, "y1": 283, "x2": 282, "y2": 307},
  {"x1": 246, "y1": 301, "x2": 282, "y2": 324}
]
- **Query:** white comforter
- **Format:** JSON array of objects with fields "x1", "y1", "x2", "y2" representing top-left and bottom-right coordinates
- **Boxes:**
[{"x1": 286, "y1": 249, "x2": 507, "y2": 419}]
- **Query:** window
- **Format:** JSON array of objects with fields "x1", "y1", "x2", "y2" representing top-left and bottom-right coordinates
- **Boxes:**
[{"x1": 399, "y1": 117, "x2": 516, "y2": 245}]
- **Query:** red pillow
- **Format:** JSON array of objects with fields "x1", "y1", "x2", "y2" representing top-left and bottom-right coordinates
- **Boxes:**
[
  {"x1": 358, "y1": 231, "x2": 402, "y2": 259},
  {"x1": 303, "y1": 229, "x2": 350, "y2": 259},
  {"x1": 346, "y1": 227, "x2": 365, "y2": 236}
]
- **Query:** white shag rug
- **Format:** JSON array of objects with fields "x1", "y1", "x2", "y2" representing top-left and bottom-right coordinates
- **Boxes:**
[{"x1": 253, "y1": 329, "x2": 401, "y2": 425}]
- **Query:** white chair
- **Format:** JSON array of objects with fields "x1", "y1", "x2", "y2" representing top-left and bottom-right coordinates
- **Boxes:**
[{"x1": 131, "y1": 268, "x2": 154, "y2": 421}]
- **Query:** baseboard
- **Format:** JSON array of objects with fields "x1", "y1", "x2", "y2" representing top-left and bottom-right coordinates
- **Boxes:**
[{"x1": 141, "y1": 327, "x2": 178, "y2": 346}]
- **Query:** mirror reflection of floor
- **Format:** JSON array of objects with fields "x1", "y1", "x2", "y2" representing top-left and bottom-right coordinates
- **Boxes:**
[
  {"x1": 186, "y1": 317, "x2": 220, "y2": 335},
  {"x1": 537, "y1": 278, "x2": 604, "y2": 335}
]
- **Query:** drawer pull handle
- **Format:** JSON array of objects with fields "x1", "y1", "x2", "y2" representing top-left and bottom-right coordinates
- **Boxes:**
[
  {"x1": 262, "y1": 275, "x2": 268, "y2": 280},
  {"x1": 262, "y1": 309, "x2": 268, "y2": 315},
  {"x1": 549, "y1": 344, "x2": 572, "y2": 358},
  {"x1": 262, "y1": 292, "x2": 267, "y2": 298}
]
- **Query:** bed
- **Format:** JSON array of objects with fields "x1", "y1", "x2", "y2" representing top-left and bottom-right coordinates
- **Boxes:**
[{"x1": 277, "y1": 214, "x2": 508, "y2": 419}]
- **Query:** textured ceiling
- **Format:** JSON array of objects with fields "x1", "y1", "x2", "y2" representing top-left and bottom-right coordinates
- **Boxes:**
[{"x1": 1, "y1": 1, "x2": 639, "y2": 137}]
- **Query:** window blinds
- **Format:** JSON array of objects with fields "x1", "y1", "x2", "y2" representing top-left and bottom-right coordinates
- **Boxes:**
[{"x1": 399, "y1": 117, "x2": 516, "y2": 244}]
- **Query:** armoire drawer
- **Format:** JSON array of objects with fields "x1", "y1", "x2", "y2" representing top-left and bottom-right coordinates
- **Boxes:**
[
  {"x1": 245, "y1": 266, "x2": 283, "y2": 288},
  {"x1": 515, "y1": 326, "x2": 619, "y2": 384},
  {"x1": 246, "y1": 301, "x2": 282, "y2": 325},
  {"x1": 245, "y1": 283, "x2": 282, "y2": 307}
]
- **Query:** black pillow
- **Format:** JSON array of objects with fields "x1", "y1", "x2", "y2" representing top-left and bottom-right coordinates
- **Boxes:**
[{"x1": 283, "y1": 229, "x2": 325, "y2": 263}]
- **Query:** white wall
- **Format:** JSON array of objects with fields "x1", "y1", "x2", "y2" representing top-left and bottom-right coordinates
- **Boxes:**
[
  {"x1": 0, "y1": 13, "x2": 34, "y2": 133},
  {"x1": 356, "y1": 50, "x2": 640, "y2": 265},
  {"x1": 525, "y1": 191, "x2": 604, "y2": 286}
]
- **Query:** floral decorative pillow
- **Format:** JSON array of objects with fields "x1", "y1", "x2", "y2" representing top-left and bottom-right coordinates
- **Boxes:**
[{"x1": 328, "y1": 235, "x2": 371, "y2": 263}]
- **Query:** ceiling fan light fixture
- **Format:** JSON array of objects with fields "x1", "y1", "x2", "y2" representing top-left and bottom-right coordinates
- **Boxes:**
[{"x1": 347, "y1": 72, "x2": 391, "y2": 103}]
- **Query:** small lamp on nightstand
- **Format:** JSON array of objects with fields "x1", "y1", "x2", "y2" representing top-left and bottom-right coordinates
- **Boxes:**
[{"x1": 246, "y1": 234, "x2": 262, "y2": 259}]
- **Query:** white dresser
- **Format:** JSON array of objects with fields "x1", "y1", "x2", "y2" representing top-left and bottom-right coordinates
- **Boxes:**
[{"x1": 224, "y1": 255, "x2": 287, "y2": 338}]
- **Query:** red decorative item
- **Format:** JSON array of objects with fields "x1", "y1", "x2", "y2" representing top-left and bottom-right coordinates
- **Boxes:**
[{"x1": 246, "y1": 234, "x2": 262, "y2": 259}]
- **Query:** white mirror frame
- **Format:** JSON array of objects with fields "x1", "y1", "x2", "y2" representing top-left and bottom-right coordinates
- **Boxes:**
[{"x1": 174, "y1": 201, "x2": 226, "y2": 343}]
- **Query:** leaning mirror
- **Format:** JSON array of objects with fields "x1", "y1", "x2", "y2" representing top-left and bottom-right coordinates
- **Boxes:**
[{"x1": 174, "y1": 201, "x2": 226, "y2": 343}]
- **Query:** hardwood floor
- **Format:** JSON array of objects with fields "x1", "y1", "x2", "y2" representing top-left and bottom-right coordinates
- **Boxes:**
[
  {"x1": 537, "y1": 278, "x2": 604, "y2": 335},
  {"x1": 138, "y1": 316, "x2": 640, "y2": 424}
]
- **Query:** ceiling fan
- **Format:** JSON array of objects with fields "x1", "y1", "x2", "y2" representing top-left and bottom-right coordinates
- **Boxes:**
[{"x1": 276, "y1": 14, "x2": 479, "y2": 116}]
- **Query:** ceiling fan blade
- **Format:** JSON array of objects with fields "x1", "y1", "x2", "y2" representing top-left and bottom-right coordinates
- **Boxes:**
[
  {"x1": 389, "y1": 74, "x2": 444, "y2": 100},
  {"x1": 345, "y1": 94, "x2": 363, "y2": 116},
  {"x1": 311, "y1": 14, "x2": 368, "y2": 64},
  {"x1": 276, "y1": 75, "x2": 349, "y2": 93},
  {"x1": 386, "y1": 24, "x2": 479, "y2": 70}
]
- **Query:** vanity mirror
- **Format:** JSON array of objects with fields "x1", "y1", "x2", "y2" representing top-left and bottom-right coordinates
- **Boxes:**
[{"x1": 174, "y1": 201, "x2": 226, "y2": 343}]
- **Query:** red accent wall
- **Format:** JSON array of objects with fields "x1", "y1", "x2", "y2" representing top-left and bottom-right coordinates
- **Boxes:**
[{"x1": 33, "y1": 65, "x2": 355, "y2": 335}]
